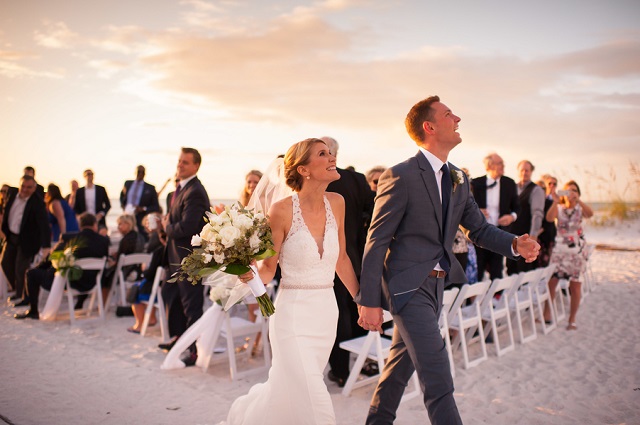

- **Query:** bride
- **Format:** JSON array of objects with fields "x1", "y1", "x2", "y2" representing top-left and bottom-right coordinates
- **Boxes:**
[{"x1": 224, "y1": 138, "x2": 360, "y2": 425}]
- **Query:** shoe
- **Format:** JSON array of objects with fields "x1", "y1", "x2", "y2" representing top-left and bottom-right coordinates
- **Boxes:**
[
  {"x1": 485, "y1": 333, "x2": 494, "y2": 344},
  {"x1": 14, "y1": 310, "x2": 39, "y2": 320},
  {"x1": 11, "y1": 299, "x2": 30, "y2": 308},
  {"x1": 361, "y1": 361, "x2": 379, "y2": 377},
  {"x1": 8, "y1": 294, "x2": 21, "y2": 302},
  {"x1": 327, "y1": 370, "x2": 346, "y2": 387},
  {"x1": 158, "y1": 336, "x2": 179, "y2": 351},
  {"x1": 567, "y1": 322, "x2": 577, "y2": 331},
  {"x1": 180, "y1": 351, "x2": 198, "y2": 367},
  {"x1": 127, "y1": 327, "x2": 141, "y2": 334}
]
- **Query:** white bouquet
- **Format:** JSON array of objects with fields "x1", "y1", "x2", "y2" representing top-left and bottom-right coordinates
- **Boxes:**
[
  {"x1": 168, "y1": 203, "x2": 276, "y2": 316},
  {"x1": 49, "y1": 239, "x2": 83, "y2": 281}
]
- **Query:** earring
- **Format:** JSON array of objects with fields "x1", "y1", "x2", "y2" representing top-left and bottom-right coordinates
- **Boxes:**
[{"x1": 306, "y1": 176, "x2": 310, "y2": 180}]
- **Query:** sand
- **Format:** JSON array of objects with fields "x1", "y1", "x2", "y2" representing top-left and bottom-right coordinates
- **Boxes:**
[{"x1": 1, "y1": 218, "x2": 639, "y2": 425}]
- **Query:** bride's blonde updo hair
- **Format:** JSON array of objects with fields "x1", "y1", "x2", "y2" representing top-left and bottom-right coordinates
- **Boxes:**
[{"x1": 284, "y1": 138, "x2": 325, "y2": 192}]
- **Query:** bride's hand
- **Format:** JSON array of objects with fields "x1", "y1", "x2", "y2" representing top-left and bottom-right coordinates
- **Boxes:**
[{"x1": 238, "y1": 260, "x2": 258, "y2": 283}]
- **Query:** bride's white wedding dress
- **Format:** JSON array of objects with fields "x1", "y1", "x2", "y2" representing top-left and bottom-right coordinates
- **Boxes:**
[{"x1": 225, "y1": 193, "x2": 339, "y2": 425}]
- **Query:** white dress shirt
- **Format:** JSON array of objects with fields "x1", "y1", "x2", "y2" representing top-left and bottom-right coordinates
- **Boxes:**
[
  {"x1": 8, "y1": 194, "x2": 29, "y2": 234},
  {"x1": 485, "y1": 177, "x2": 500, "y2": 226},
  {"x1": 85, "y1": 185, "x2": 96, "y2": 214},
  {"x1": 419, "y1": 148, "x2": 447, "y2": 271}
]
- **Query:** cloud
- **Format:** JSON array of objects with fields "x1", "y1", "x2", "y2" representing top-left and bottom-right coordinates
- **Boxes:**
[
  {"x1": 87, "y1": 59, "x2": 128, "y2": 79},
  {"x1": 33, "y1": 21, "x2": 79, "y2": 49},
  {"x1": 0, "y1": 48, "x2": 63, "y2": 79}
]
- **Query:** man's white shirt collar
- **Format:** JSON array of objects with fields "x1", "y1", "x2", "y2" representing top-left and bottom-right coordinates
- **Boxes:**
[
  {"x1": 419, "y1": 147, "x2": 446, "y2": 173},
  {"x1": 178, "y1": 174, "x2": 197, "y2": 189}
]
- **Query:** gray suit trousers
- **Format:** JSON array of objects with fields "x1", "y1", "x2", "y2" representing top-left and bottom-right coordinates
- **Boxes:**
[{"x1": 366, "y1": 276, "x2": 463, "y2": 425}]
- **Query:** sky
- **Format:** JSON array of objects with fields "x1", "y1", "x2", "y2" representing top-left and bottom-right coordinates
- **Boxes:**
[{"x1": 1, "y1": 0, "x2": 639, "y2": 203}]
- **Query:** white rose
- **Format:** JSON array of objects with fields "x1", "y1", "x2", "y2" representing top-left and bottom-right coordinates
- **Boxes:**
[
  {"x1": 200, "y1": 225, "x2": 217, "y2": 242},
  {"x1": 233, "y1": 214, "x2": 253, "y2": 231},
  {"x1": 191, "y1": 235, "x2": 202, "y2": 246},
  {"x1": 203, "y1": 253, "x2": 213, "y2": 263},
  {"x1": 213, "y1": 252, "x2": 226, "y2": 264},
  {"x1": 249, "y1": 232, "x2": 261, "y2": 252},
  {"x1": 255, "y1": 212, "x2": 265, "y2": 221},
  {"x1": 219, "y1": 225, "x2": 242, "y2": 248}
]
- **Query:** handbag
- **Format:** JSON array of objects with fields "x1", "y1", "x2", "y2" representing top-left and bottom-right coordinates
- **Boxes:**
[{"x1": 125, "y1": 282, "x2": 141, "y2": 304}]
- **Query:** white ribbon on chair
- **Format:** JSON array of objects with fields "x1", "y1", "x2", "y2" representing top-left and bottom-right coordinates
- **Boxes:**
[
  {"x1": 40, "y1": 272, "x2": 66, "y2": 321},
  {"x1": 0, "y1": 267, "x2": 9, "y2": 300},
  {"x1": 160, "y1": 270, "x2": 237, "y2": 370}
]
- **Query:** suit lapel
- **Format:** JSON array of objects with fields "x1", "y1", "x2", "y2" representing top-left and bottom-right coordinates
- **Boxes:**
[{"x1": 416, "y1": 152, "x2": 444, "y2": 233}]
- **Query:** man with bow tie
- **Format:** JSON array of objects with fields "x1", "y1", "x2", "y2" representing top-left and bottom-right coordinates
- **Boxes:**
[{"x1": 471, "y1": 152, "x2": 520, "y2": 280}]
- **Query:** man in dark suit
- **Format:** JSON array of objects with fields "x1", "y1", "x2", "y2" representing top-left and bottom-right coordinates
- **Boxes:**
[
  {"x1": 74, "y1": 169, "x2": 111, "y2": 228},
  {"x1": 471, "y1": 153, "x2": 520, "y2": 280},
  {"x1": 322, "y1": 136, "x2": 375, "y2": 387},
  {"x1": 22, "y1": 166, "x2": 45, "y2": 199},
  {"x1": 506, "y1": 160, "x2": 545, "y2": 275},
  {"x1": 357, "y1": 96, "x2": 540, "y2": 424},
  {"x1": 14, "y1": 213, "x2": 110, "y2": 320},
  {"x1": 1, "y1": 175, "x2": 51, "y2": 305},
  {"x1": 160, "y1": 147, "x2": 210, "y2": 366},
  {"x1": 119, "y1": 165, "x2": 160, "y2": 239}
]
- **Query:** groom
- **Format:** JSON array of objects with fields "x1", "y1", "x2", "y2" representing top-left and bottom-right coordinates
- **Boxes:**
[{"x1": 357, "y1": 96, "x2": 540, "y2": 425}]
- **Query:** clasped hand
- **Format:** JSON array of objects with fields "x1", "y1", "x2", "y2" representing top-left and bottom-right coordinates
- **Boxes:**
[{"x1": 357, "y1": 305, "x2": 383, "y2": 333}]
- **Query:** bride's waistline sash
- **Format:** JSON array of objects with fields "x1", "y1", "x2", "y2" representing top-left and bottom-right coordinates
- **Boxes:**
[{"x1": 279, "y1": 282, "x2": 334, "y2": 290}]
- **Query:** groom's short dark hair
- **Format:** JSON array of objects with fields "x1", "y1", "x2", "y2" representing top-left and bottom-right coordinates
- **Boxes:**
[{"x1": 405, "y1": 95, "x2": 440, "y2": 144}]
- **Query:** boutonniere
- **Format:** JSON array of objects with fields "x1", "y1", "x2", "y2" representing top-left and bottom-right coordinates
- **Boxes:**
[{"x1": 450, "y1": 169, "x2": 464, "y2": 193}]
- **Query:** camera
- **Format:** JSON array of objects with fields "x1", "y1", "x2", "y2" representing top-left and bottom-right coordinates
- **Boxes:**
[{"x1": 557, "y1": 190, "x2": 571, "y2": 197}]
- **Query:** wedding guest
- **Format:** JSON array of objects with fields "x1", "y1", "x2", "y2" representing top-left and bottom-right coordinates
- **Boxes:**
[
  {"x1": 365, "y1": 166, "x2": 386, "y2": 194},
  {"x1": 74, "y1": 169, "x2": 111, "y2": 228},
  {"x1": 13, "y1": 213, "x2": 110, "y2": 320},
  {"x1": 64, "y1": 179, "x2": 79, "y2": 209},
  {"x1": 1, "y1": 175, "x2": 51, "y2": 306},
  {"x1": 544, "y1": 180, "x2": 593, "y2": 330},
  {"x1": 127, "y1": 213, "x2": 166, "y2": 333},
  {"x1": 119, "y1": 165, "x2": 160, "y2": 239},
  {"x1": 240, "y1": 170, "x2": 263, "y2": 207},
  {"x1": 0, "y1": 184, "x2": 11, "y2": 241},
  {"x1": 323, "y1": 136, "x2": 375, "y2": 387},
  {"x1": 23, "y1": 166, "x2": 45, "y2": 199},
  {"x1": 87, "y1": 214, "x2": 144, "y2": 311},
  {"x1": 45, "y1": 183, "x2": 79, "y2": 243},
  {"x1": 471, "y1": 153, "x2": 520, "y2": 280},
  {"x1": 159, "y1": 147, "x2": 210, "y2": 366},
  {"x1": 538, "y1": 174, "x2": 558, "y2": 267},
  {"x1": 461, "y1": 168, "x2": 478, "y2": 284},
  {"x1": 357, "y1": 96, "x2": 540, "y2": 424},
  {"x1": 506, "y1": 160, "x2": 545, "y2": 275}
]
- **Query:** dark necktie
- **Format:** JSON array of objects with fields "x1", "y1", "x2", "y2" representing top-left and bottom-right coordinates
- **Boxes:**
[
  {"x1": 486, "y1": 179, "x2": 497, "y2": 189},
  {"x1": 440, "y1": 163, "x2": 451, "y2": 273},
  {"x1": 171, "y1": 183, "x2": 182, "y2": 208}
]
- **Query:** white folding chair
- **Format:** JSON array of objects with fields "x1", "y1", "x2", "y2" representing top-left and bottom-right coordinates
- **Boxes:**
[
  {"x1": 106, "y1": 253, "x2": 152, "y2": 310},
  {"x1": 64, "y1": 257, "x2": 107, "y2": 325},
  {"x1": 507, "y1": 269, "x2": 541, "y2": 344},
  {"x1": 202, "y1": 308, "x2": 272, "y2": 380},
  {"x1": 340, "y1": 311, "x2": 420, "y2": 401},
  {"x1": 480, "y1": 276, "x2": 516, "y2": 357},
  {"x1": 439, "y1": 287, "x2": 459, "y2": 377},
  {"x1": 448, "y1": 281, "x2": 490, "y2": 369},
  {"x1": 139, "y1": 266, "x2": 170, "y2": 343},
  {"x1": 531, "y1": 264, "x2": 557, "y2": 334}
]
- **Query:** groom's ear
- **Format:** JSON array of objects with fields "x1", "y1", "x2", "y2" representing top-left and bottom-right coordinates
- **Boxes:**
[{"x1": 423, "y1": 121, "x2": 435, "y2": 135}]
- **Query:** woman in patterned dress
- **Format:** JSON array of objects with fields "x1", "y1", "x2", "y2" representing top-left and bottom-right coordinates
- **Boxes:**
[{"x1": 544, "y1": 180, "x2": 593, "y2": 330}]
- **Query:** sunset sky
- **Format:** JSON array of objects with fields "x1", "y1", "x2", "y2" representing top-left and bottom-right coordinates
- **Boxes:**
[{"x1": 1, "y1": 0, "x2": 639, "y2": 202}]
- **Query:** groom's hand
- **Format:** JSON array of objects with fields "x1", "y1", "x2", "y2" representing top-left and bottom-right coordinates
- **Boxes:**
[
  {"x1": 358, "y1": 306, "x2": 383, "y2": 333},
  {"x1": 516, "y1": 234, "x2": 541, "y2": 263}
]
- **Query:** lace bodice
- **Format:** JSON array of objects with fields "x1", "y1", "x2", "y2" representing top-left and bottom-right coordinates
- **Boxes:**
[{"x1": 279, "y1": 193, "x2": 339, "y2": 289}]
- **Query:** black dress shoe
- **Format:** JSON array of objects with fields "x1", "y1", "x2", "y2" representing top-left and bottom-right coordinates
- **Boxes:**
[
  {"x1": 158, "y1": 336, "x2": 179, "y2": 351},
  {"x1": 327, "y1": 370, "x2": 346, "y2": 387},
  {"x1": 11, "y1": 299, "x2": 30, "y2": 308},
  {"x1": 361, "y1": 360, "x2": 379, "y2": 377},
  {"x1": 180, "y1": 351, "x2": 198, "y2": 367},
  {"x1": 14, "y1": 310, "x2": 39, "y2": 320},
  {"x1": 8, "y1": 294, "x2": 21, "y2": 302}
]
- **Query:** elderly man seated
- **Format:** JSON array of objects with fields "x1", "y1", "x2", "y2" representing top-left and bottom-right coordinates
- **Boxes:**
[{"x1": 14, "y1": 213, "x2": 110, "y2": 320}]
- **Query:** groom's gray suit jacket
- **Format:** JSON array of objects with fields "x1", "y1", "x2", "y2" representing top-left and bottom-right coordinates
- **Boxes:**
[{"x1": 357, "y1": 151, "x2": 516, "y2": 314}]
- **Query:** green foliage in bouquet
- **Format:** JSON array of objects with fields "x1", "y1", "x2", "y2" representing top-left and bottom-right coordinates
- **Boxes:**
[{"x1": 49, "y1": 238, "x2": 84, "y2": 281}]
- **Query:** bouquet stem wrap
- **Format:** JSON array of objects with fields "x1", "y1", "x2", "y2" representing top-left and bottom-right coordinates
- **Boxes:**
[{"x1": 224, "y1": 265, "x2": 275, "y2": 317}]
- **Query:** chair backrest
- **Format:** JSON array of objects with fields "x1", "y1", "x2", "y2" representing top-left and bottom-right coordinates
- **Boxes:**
[
  {"x1": 507, "y1": 268, "x2": 543, "y2": 302},
  {"x1": 72, "y1": 257, "x2": 108, "y2": 293},
  {"x1": 120, "y1": 253, "x2": 153, "y2": 267},
  {"x1": 439, "y1": 287, "x2": 459, "y2": 327},
  {"x1": 447, "y1": 281, "x2": 489, "y2": 324},
  {"x1": 482, "y1": 274, "x2": 519, "y2": 313}
]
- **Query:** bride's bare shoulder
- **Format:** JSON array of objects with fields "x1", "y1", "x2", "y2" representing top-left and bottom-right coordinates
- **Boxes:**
[{"x1": 268, "y1": 196, "x2": 293, "y2": 221}]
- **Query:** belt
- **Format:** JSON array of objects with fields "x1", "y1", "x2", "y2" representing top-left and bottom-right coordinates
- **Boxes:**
[{"x1": 428, "y1": 270, "x2": 447, "y2": 278}]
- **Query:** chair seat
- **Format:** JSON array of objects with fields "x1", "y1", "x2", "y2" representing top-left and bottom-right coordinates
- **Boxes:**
[{"x1": 339, "y1": 335, "x2": 392, "y2": 361}]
